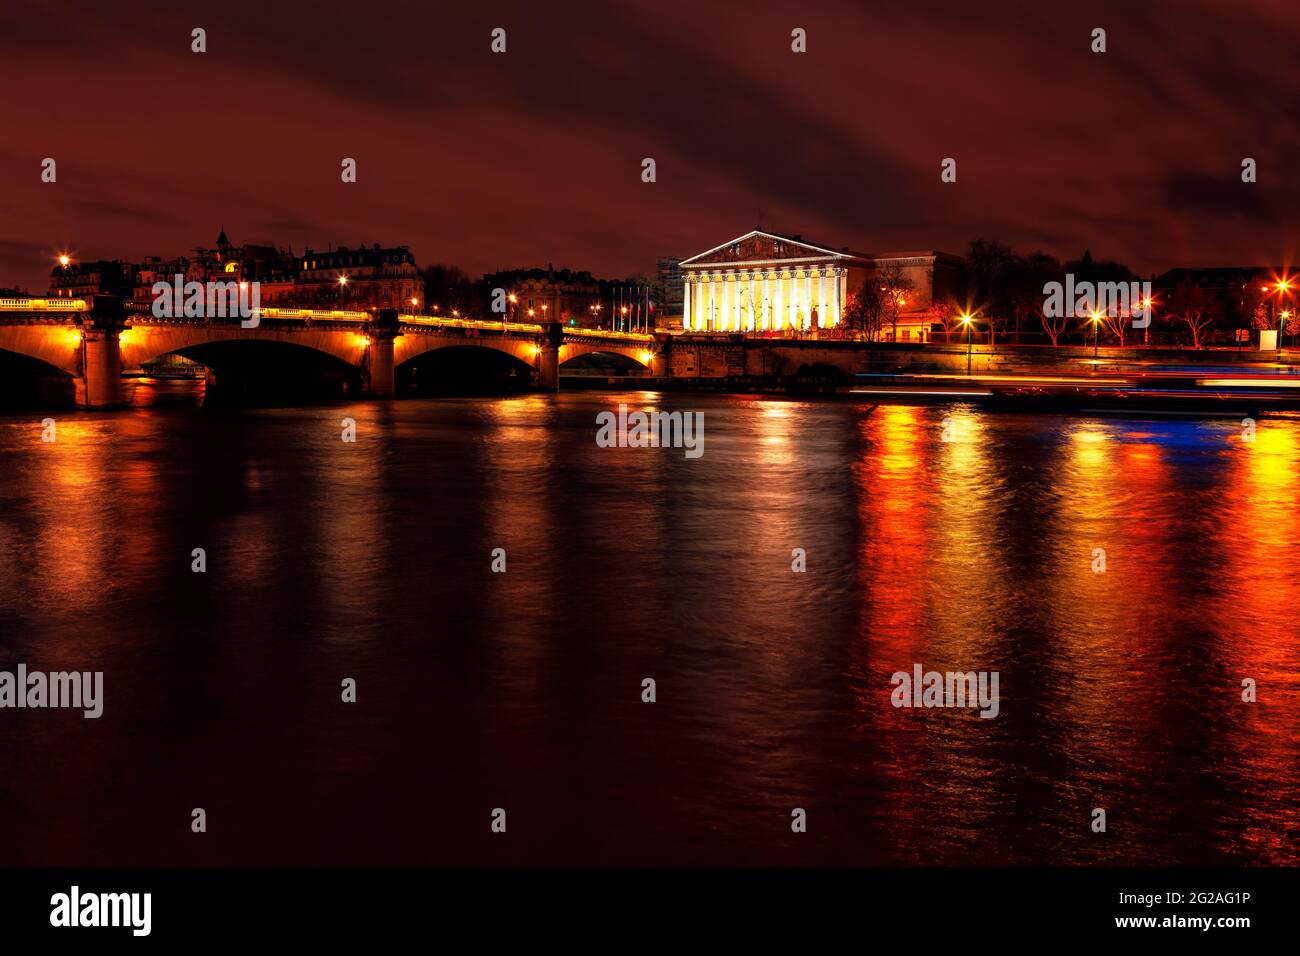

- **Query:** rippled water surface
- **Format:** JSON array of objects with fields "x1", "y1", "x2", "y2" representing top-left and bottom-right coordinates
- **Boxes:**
[{"x1": 1, "y1": 391, "x2": 1297, "y2": 865}]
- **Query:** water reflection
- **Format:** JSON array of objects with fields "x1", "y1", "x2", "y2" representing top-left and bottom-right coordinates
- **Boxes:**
[{"x1": 0, "y1": 396, "x2": 1295, "y2": 865}]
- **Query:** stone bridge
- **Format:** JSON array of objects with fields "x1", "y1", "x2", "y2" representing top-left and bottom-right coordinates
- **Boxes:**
[{"x1": 0, "y1": 296, "x2": 659, "y2": 406}]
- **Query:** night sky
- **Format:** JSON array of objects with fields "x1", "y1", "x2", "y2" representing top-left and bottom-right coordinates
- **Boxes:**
[{"x1": 1, "y1": 0, "x2": 1296, "y2": 291}]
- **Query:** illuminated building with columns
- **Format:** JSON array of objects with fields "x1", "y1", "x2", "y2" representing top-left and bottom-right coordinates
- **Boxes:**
[
  {"x1": 679, "y1": 230, "x2": 965, "y2": 339},
  {"x1": 680, "y1": 230, "x2": 862, "y2": 332}
]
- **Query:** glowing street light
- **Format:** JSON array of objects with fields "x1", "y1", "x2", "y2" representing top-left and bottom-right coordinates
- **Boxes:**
[
  {"x1": 958, "y1": 312, "x2": 975, "y2": 375},
  {"x1": 1089, "y1": 310, "x2": 1103, "y2": 361},
  {"x1": 1265, "y1": 275, "x2": 1296, "y2": 349},
  {"x1": 337, "y1": 274, "x2": 349, "y2": 286},
  {"x1": 1140, "y1": 295, "x2": 1155, "y2": 345},
  {"x1": 57, "y1": 254, "x2": 71, "y2": 268}
]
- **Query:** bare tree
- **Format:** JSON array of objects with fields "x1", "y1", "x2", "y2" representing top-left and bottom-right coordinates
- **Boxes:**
[
  {"x1": 1100, "y1": 305, "x2": 1129, "y2": 348},
  {"x1": 931, "y1": 295, "x2": 966, "y2": 343},
  {"x1": 1006, "y1": 251, "x2": 1061, "y2": 345},
  {"x1": 1169, "y1": 285, "x2": 1221, "y2": 348},
  {"x1": 1040, "y1": 296, "x2": 1069, "y2": 346},
  {"x1": 876, "y1": 263, "x2": 914, "y2": 341},
  {"x1": 842, "y1": 288, "x2": 884, "y2": 341}
]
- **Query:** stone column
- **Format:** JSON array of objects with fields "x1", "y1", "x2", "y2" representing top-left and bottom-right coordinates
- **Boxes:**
[
  {"x1": 682, "y1": 278, "x2": 692, "y2": 330},
  {"x1": 536, "y1": 321, "x2": 563, "y2": 390},
  {"x1": 366, "y1": 308, "x2": 400, "y2": 397},
  {"x1": 780, "y1": 270, "x2": 790, "y2": 330},
  {"x1": 731, "y1": 272, "x2": 741, "y2": 331},
  {"x1": 707, "y1": 276, "x2": 715, "y2": 331},
  {"x1": 762, "y1": 273, "x2": 771, "y2": 330},
  {"x1": 79, "y1": 294, "x2": 127, "y2": 408},
  {"x1": 833, "y1": 268, "x2": 842, "y2": 327},
  {"x1": 804, "y1": 271, "x2": 813, "y2": 330},
  {"x1": 742, "y1": 272, "x2": 753, "y2": 331}
]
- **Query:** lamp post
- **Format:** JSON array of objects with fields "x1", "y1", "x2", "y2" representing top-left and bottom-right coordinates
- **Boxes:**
[
  {"x1": 1269, "y1": 278, "x2": 1293, "y2": 351},
  {"x1": 1090, "y1": 310, "x2": 1102, "y2": 361},
  {"x1": 959, "y1": 312, "x2": 974, "y2": 375}
]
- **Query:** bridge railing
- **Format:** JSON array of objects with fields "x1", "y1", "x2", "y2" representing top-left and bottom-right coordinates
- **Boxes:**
[
  {"x1": 0, "y1": 297, "x2": 89, "y2": 311},
  {"x1": 400, "y1": 314, "x2": 543, "y2": 334},
  {"x1": 258, "y1": 307, "x2": 371, "y2": 321},
  {"x1": 563, "y1": 327, "x2": 655, "y2": 342}
]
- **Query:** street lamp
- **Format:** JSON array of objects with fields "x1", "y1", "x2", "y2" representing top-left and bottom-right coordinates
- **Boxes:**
[
  {"x1": 1267, "y1": 277, "x2": 1294, "y2": 350},
  {"x1": 1140, "y1": 296, "x2": 1154, "y2": 346},
  {"x1": 958, "y1": 312, "x2": 974, "y2": 375},
  {"x1": 1089, "y1": 310, "x2": 1103, "y2": 361}
]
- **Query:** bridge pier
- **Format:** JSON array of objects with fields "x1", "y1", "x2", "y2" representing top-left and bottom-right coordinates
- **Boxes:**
[
  {"x1": 536, "y1": 322, "x2": 563, "y2": 391},
  {"x1": 366, "y1": 309, "x2": 399, "y2": 397},
  {"x1": 77, "y1": 294, "x2": 127, "y2": 408},
  {"x1": 650, "y1": 335, "x2": 670, "y2": 377}
]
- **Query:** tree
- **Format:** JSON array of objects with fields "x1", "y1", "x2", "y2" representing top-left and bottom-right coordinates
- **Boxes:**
[
  {"x1": 1005, "y1": 251, "x2": 1061, "y2": 344},
  {"x1": 930, "y1": 294, "x2": 966, "y2": 342},
  {"x1": 420, "y1": 264, "x2": 478, "y2": 316},
  {"x1": 1169, "y1": 285, "x2": 1221, "y2": 348},
  {"x1": 1061, "y1": 250, "x2": 1138, "y2": 347},
  {"x1": 841, "y1": 287, "x2": 884, "y2": 341},
  {"x1": 965, "y1": 238, "x2": 1016, "y2": 342},
  {"x1": 875, "y1": 263, "x2": 914, "y2": 341}
]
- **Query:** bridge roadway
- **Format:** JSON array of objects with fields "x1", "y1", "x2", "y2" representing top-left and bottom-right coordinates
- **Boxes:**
[{"x1": 0, "y1": 295, "x2": 657, "y2": 407}]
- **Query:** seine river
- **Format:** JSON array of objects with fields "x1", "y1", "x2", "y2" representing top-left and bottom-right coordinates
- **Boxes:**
[{"x1": 1, "y1": 386, "x2": 1297, "y2": 865}]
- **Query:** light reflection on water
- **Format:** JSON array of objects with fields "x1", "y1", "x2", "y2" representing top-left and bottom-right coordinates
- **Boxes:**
[{"x1": 0, "y1": 393, "x2": 1296, "y2": 865}]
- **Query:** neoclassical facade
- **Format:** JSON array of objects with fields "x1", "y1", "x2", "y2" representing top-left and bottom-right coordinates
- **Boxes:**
[
  {"x1": 679, "y1": 231, "x2": 864, "y2": 332},
  {"x1": 677, "y1": 230, "x2": 969, "y2": 340}
]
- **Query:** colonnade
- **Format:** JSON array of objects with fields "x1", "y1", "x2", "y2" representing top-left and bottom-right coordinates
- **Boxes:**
[{"x1": 682, "y1": 266, "x2": 846, "y2": 332}]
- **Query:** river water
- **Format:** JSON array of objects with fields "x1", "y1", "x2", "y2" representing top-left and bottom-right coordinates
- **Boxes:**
[{"x1": 1, "y1": 386, "x2": 1297, "y2": 865}]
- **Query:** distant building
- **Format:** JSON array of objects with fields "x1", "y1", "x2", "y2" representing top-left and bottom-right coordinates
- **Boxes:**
[
  {"x1": 1154, "y1": 265, "x2": 1295, "y2": 338},
  {"x1": 485, "y1": 266, "x2": 603, "y2": 327},
  {"x1": 678, "y1": 229, "x2": 966, "y2": 340},
  {"x1": 656, "y1": 257, "x2": 684, "y2": 326},
  {"x1": 49, "y1": 259, "x2": 131, "y2": 299},
  {"x1": 1154, "y1": 266, "x2": 1272, "y2": 298},
  {"x1": 297, "y1": 243, "x2": 420, "y2": 310},
  {"x1": 52, "y1": 229, "x2": 420, "y2": 311}
]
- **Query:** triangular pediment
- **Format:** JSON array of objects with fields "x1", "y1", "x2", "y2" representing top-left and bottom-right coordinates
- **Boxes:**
[{"x1": 681, "y1": 231, "x2": 855, "y2": 267}]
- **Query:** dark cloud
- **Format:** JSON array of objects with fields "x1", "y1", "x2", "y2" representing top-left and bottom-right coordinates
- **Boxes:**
[{"x1": 1, "y1": 0, "x2": 1296, "y2": 291}]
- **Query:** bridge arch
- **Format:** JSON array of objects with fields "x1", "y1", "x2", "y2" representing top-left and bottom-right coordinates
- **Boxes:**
[
  {"x1": 393, "y1": 332, "x2": 537, "y2": 369},
  {"x1": 394, "y1": 340, "x2": 538, "y2": 394},
  {"x1": 0, "y1": 325, "x2": 83, "y2": 376},
  {"x1": 559, "y1": 346, "x2": 653, "y2": 371},
  {"x1": 119, "y1": 325, "x2": 365, "y2": 370}
]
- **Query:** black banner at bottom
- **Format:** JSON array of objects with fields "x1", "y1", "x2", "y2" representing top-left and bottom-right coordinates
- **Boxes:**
[{"x1": 0, "y1": 866, "x2": 1289, "y2": 942}]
